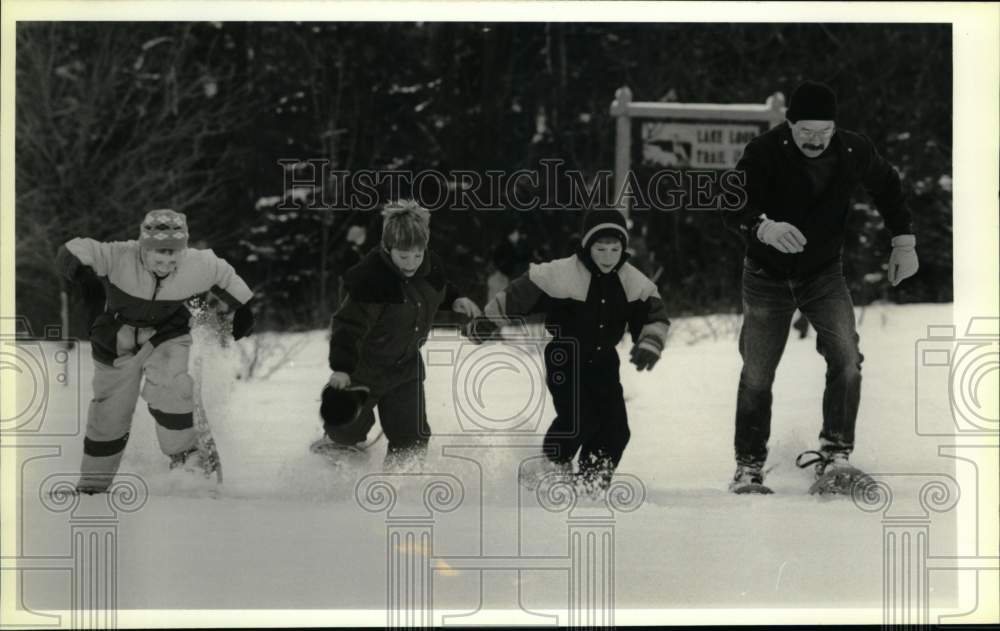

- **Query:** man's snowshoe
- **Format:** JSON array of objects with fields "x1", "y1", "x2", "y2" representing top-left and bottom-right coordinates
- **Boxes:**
[
  {"x1": 796, "y1": 450, "x2": 873, "y2": 496},
  {"x1": 728, "y1": 463, "x2": 773, "y2": 495},
  {"x1": 731, "y1": 482, "x2": 774, "y2": 495}
]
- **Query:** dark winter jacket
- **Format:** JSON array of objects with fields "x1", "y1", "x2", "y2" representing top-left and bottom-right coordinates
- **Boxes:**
[
  {"x1": 56, "y1": 238, "x2": 253, "y2": 365},
  {"x1": 328, "y1": 248, "x2": 458, "y2": 386},
  {"x1": 724, "y1": 122, "x2": 912, "y2": 279},
  {"x1": 484, "y1": 252, "x2": 671, "y2": 367}
]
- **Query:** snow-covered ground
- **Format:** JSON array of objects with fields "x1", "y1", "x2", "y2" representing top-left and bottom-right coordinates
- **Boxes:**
[{"x1": 11, "y1": 303, "x2": 969, "y2": 623}]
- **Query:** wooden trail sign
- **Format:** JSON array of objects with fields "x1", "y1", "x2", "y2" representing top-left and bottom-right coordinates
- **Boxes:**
[{"x1": 609, "y1": 87, "x2": 786, "y2": 217}]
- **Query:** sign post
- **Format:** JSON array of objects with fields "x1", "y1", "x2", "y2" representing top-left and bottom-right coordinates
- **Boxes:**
[{"x1": 609, "y1": 86, "x2": 786, "y2": 218}]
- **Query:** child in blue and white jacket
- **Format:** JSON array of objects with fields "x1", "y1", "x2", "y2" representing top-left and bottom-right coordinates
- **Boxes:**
[{"x1": 471, "y1": 210, "x2": 671, "y2": 492}]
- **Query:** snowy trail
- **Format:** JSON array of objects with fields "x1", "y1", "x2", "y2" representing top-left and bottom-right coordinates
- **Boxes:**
[{"x1": 14, "y1": 303, "x2": 961, "y2": 613}]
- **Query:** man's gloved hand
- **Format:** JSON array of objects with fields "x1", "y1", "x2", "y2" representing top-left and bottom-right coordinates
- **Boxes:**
[
  {"x1": 629, "y1": 336, "x2": 663, "y2": 371},
  {"x1": 232, "y1": 303, "x2": 255, "y2": 340},
  {"x1": 757, "y1": 219, "x2": 808, "y2": 254},
  {"x1": 462, "y1": 317, "x2": 502, "y2": 344},
  {"x1": 887, "y1": 234, "x2": 918, "y2": 286}
]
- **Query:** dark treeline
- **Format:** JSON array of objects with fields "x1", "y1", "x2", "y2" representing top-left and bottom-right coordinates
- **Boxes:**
[{"x1": 15, "y1": 22, "x2": 952, "y2": 336}]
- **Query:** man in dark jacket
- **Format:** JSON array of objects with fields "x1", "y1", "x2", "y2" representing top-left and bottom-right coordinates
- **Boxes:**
[{"x1": 723, "y1": 81, "x2": 919, "y2": 493}]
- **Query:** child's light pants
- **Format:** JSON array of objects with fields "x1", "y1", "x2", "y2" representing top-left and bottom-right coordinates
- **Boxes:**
[{"x1": 78, "y1": 335, "x2": 197, "y2": 491}]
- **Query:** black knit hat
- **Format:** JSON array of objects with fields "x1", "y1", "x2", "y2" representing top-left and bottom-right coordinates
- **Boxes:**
[
  {"x1": 580, "y1": 209, "x2": 629, "y2": 250},
  {"x1": 320, "y1": 384, "x2": 370, "y2": 428},
  {"x1": 786, "y1": 81, "x2": 837, "y2": 123}
]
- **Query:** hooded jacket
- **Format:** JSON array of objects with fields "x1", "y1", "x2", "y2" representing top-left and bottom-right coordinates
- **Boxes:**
[{"x1": 485, "y1": 249, "x2": 671, "y2": 366}]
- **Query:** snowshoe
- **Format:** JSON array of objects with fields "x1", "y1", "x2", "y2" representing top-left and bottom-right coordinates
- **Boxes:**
[
  {"x1": 73, "y1": 481, "x2": 111, "y2": 495},
  {"x1": 196, "y1": 436, "x2": 223, "y2": 481},
  {"x1": 731, "y1": 481, "x2": 774, "y2": 495},
  {"x1": 169, "y1": 447, "x2": 199, "y2": 470},
  {"x1": 310, "y1": 434, "x2": 370, "y2": 466},
  {"x1": 190, "y1": 398, "x2": 224, "y2": 483},
  {"x1": 573, "y1": 472, "x2": 613, "y2": 501},
  {"x1": 58, "y1": 483, "x2": 122, "y2": 498},
  {"x1": 796, "y1": 450, "x2": 873, "y2": 496},
  {"x1": 574, "y1": 456, "x2": 617, "y2": 500},
  {"x1": 169, "y1": 445, "x2": 219, "y2": 482},
  {"x1": 185, "y1": 338, "x2": 226, "y2": 484},
  {"x1": 728, "y1": 463, "x2": 773, "y2": 495}
]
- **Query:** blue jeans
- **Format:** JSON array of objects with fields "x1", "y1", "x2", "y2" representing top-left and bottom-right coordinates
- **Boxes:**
[{"x1": 734, "y1": 257, "x2": 863, "y2": 466}]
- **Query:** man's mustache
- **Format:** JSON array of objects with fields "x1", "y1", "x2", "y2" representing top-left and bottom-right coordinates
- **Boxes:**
[{"x1": 803, "y1": 143, "x2": 826, "y2": 151}]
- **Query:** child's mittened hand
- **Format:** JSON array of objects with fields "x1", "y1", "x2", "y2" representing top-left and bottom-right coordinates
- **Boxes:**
[
  {"x1": 328, "y1": 371, "x2": 351, "y2": 389},
  {"x1": 452, "y1": 297, "x2": 483, "y2": 318},
  {"x1": 462, "y1": 318, "x2": 500, "y2": 344},
  {"x1": 630, "y1": 341, "x2": 662, "y2": 371}
]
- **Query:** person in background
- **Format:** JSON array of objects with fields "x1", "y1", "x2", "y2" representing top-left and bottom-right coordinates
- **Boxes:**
[
  {"x1": 336, "y1": 223, "x2": 369, "y2": 304},
  {"x1": 487, "y1": 226, "x2": 533, "y2": 304}
]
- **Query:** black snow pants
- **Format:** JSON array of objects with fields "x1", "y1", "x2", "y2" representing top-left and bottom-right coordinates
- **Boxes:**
[{"x1": 541, "y1": 341, "x2": 630, "y2": 487}]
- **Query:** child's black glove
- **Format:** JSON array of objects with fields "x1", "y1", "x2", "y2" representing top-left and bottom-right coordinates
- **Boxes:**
[
  {"x1": 462, "y1": 317, "x2": 501, "y2": 344},
  {"x1": 147, "y1": 306, "x2": 194, "y2": 348},
  {"x1": 77, "y1": 272, "x2": 106, "y2": 309},
  {"x1": 232, "y1": 303, "x2": 255, "y2": 340},
  {"x1": 56, "y1": 245, "x2": 89, "y2": 283},
  {"x1": 629, "y1": 338, "x2": 663, "y2": 371},
  {"x1": 56, "y1": 245, "x2": 105, "y2": 306}
]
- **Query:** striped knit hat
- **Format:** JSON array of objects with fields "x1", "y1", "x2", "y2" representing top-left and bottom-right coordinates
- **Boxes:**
[
  {"x1": 139, "y1": 209, "x2": 189, "y2": 250},
  {"x1": 580, "y1": 209, "x2": 629, "y2": 250}
]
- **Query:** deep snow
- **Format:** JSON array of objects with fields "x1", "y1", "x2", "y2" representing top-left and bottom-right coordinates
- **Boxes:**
[{"x1": 12, "y1": 303, "x2": 964, "y2": 623}]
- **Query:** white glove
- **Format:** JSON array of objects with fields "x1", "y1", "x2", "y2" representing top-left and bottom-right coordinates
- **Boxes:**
[
  {"x1": 328, "y1": 371, "x2": 351, "y2": 389},
  {"x1": 756, "y1": 219, "x2": 807, "y2": 253},
  {"x1": 887, "y1": 234, "x2": 918, "y2": 286}
]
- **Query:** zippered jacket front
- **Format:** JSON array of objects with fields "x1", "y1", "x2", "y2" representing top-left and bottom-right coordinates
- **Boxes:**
[{"x1": 58, "y1": 238, "x2": 253, "y2": 364}]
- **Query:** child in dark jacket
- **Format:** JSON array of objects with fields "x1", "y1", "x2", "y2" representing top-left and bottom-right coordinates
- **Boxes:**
[
  {"x1": 472, "y1": 210, "x2": 671, "y2": 493},
  {"x1": 313, "y1": 201, "x2": 481, "y2": 468}
]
